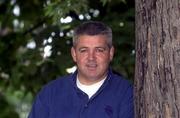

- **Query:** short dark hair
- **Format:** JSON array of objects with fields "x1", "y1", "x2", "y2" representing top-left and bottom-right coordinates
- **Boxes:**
[{"x1": 73, "y1": 21, "x2": 112, "y2": 47}]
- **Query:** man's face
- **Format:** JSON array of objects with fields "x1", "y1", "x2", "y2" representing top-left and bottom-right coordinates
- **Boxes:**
[{"x1": 71, "y1": 35, "x2": 114, "y2": 84}]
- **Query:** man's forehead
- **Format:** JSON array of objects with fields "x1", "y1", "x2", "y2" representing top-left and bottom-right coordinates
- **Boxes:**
[
  {"x1": 77, "y1": 35, "x2": 108, "y2": 43},
  {"x1": 78, "y1": 34, "x2": 107, "y2": 38},
  {"x1": 76, "y1": 42, "x2": 109, "y2": 47}
]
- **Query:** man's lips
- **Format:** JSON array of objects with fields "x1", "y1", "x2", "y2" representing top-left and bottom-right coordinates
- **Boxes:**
[{"x1": 86, "y1": 63, "x2": 97, "y2": 68}]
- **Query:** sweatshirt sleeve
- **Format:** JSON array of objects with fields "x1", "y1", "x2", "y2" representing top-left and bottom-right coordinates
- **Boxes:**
[
  {"x1": 28, "y1": 88, "x2": 50, "y2": 118},
  {"x1": 119, "y1": 85, "x2": 134, "y2": 118}
]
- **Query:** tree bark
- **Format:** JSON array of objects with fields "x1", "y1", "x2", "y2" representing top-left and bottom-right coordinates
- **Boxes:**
[{"x1": 134, "y1": 0, "x2": 180, "y2": 117}]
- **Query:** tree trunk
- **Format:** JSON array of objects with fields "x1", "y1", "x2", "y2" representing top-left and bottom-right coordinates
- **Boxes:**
[{"x1": 134, "y1": 0, "x2": 180, "y2": 117}]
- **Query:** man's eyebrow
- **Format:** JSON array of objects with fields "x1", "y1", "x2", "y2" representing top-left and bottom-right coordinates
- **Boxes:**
[
  {"x1": 95, "y1": 46, "x2": 106, "y2": 48},
  {"x1": 95, "y1": 46, "x2": 108, "y2": 49},
  {"x1": 78, "y1": 47, "x2": 88, "y2": 49},
  {"x1": 78, "y1": 47, "x2": 88, "y2": 51}
]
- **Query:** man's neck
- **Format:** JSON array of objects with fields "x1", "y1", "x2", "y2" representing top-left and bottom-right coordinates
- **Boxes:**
[
  {"x1": 77, "y1": 75, "x2": 107, "y2": 85},
  {"x1": 76, "y1": 76, "x2": 106, "y2": 98}
]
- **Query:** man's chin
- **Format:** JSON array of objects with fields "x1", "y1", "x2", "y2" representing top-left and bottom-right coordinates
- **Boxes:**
[{"x1": 86, "y1": 67, "x2": 98, "y2": 72}]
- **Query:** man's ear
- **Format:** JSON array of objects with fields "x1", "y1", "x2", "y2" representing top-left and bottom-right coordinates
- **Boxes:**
[
  {"x1": 71, "y1": 47, "x2": 77, "y2": 62},
  {"x1": 110, "y1": 46, "x2": 114, "y2": 61}
]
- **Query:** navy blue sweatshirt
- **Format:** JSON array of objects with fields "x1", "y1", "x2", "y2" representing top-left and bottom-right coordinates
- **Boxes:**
[{"x1": 28, "y1": 69, "x2": 134, "y2": 118}]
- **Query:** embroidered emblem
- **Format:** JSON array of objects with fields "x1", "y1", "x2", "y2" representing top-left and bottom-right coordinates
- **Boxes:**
[{"x1": 104, "y1": 105, "x2": 113, "y2": 118}]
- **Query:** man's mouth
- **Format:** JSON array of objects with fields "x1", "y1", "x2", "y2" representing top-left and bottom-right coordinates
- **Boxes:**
[{"x1": 86, "y1": 63, "x2": 97, "y2": 68}]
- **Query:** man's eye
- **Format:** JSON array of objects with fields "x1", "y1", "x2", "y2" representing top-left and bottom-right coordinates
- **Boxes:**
[
  {"x1": 96, "y1": 48, "x2": 105, "y2": 52},
  {"x1": 79, "y1": 49, "x2": 87, "y2": 53}
]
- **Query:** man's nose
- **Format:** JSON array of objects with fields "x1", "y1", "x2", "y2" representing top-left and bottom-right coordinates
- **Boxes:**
[{"x1": 88, "y1": 50, "x2": 96, "y2": 60}]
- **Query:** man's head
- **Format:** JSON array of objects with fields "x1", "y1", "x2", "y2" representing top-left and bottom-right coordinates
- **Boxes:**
[
  {"x1": 73, "y1": 21, "x2": 113, "y2": 48},
  {"x1": 71, "y1": 21, "x2": 114, "y2": 85}
]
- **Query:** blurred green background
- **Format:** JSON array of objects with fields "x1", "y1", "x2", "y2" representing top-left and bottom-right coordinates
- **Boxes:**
[{"x1": 0, "y1": 0, "x2": 135, "y2": 117}]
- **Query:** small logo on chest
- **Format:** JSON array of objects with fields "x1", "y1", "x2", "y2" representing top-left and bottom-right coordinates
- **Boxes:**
[{"x1": 104, "y1": 105, "x2": 113, "y2": 118}]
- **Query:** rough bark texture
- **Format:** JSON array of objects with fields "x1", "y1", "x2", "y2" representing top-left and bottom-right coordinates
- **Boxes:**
[{"x1": 135, "y1": 0, "x2": 180, "y2": 117}]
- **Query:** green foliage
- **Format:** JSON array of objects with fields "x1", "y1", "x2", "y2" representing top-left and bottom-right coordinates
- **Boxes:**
[
  {"x1": 0, "y1": 0, "x2": 134, "y2": 117},
  {"x1": 45, "y1": 0, "x2": 88, "y2": 24},
  {"x1": 0, "y1": 94, "x2": 19, "y2": 118}
]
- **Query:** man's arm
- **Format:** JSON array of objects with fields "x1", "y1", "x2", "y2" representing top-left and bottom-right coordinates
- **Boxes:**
[
  {"x1": 28, "y1": 90, "x2": 49, "y2": 118},
  {"x1": 119, "y1": 85, "x2": 134, "y2": 118}
]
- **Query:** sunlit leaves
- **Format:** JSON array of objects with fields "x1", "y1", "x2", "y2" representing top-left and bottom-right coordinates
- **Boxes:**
[{"x1": 44, "y1": 0, "x2": 88, "y2": 24}]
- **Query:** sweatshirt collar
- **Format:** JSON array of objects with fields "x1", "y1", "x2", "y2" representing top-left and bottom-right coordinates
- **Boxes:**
[{"x1": 69, "y1": 68, "x2": 113, "y2": 88}]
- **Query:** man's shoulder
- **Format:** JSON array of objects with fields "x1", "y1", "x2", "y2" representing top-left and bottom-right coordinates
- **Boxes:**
[
  {"x1": 110, "y1": 72, "x2": 133, "y2": 100},
  {"x1": 50, "y1": 74, "x2": 71, "y2": 84},
  {"x1": 39, "y1": 74, "x2": 74, "y2": 94},
  {"x1": 111, "y1": 72, "x2": 133, "y2": 87}
]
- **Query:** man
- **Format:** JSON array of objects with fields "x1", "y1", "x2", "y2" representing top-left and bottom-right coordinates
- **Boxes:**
[{"x1": 28, "y1": 21, "x2": 134, "y2": 118}]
